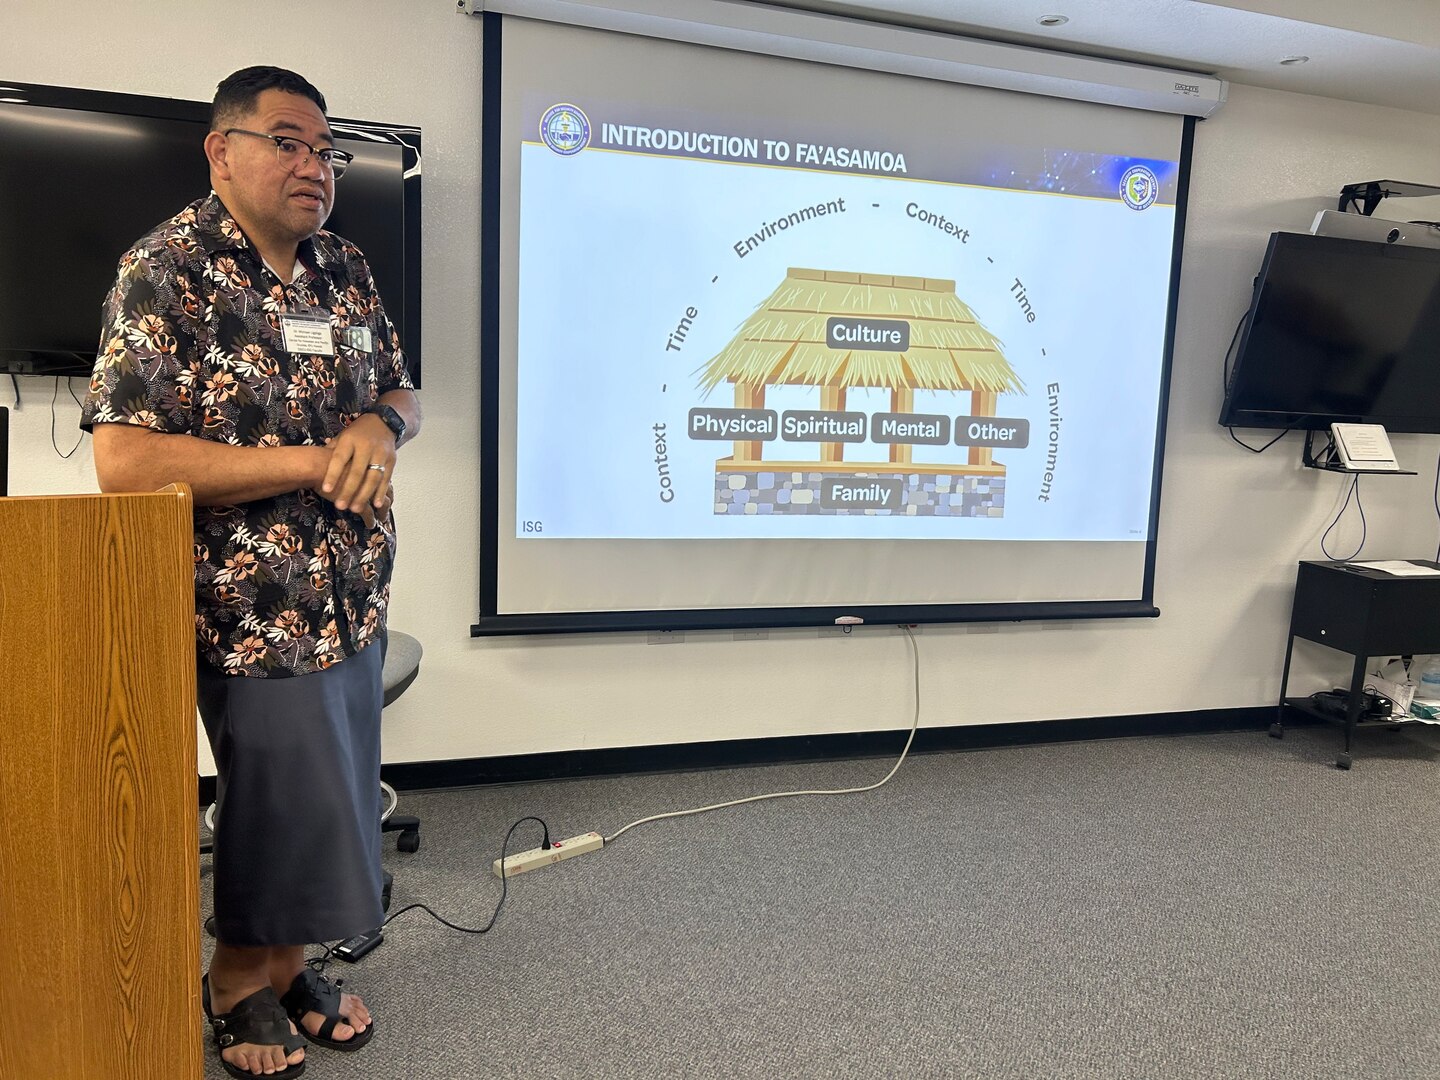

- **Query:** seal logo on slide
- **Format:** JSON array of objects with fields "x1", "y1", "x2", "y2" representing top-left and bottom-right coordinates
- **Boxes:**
[
  {"x1": 1119, "y1": 165, "x2": 1159, "y2": 211},
  {"x1": 539, "y1": 103, "x2": 591, "y2": 156}
]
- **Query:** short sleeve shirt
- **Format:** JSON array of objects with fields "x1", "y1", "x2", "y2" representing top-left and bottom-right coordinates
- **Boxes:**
[{"x1": 80, "y1": 193, "x2": 414, "y2": 677}]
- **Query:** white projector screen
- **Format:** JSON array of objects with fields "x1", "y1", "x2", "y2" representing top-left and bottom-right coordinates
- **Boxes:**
[{"x1": 475, "y1": 11, "x2": 1193, "y2": 635}]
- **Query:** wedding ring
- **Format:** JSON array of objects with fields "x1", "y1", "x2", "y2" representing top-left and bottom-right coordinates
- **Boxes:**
[{"x1": 367, "y1": 463, "x2": 386, "y2": 472}]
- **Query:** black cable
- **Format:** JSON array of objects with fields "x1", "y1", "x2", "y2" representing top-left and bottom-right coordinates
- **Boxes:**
[
  {"x1": 305, "y1": 815, "x2": 552, "y2": 972},
  {"x1": 1221, "y1": 308, "x2": 1250, "y2": 392},
  {"x1": 1221, "y1": 308, "x2": 1290, "y2": 452},
  {"x1": 1433, "y1": 443, "x2": 1440, "y2": 564},
  {"x1": 1320, "y1": 474, "x2": 1366, "y2": 561},
  {"x1": 1229, "y1": 428, "x2": 1288, "y2": 453},
  {"x1": 9, "y1": 373, "x2": 19, "y2": 408},
  {"x1": 50, "y1": 376, "x2": 84, "y2": 459}
]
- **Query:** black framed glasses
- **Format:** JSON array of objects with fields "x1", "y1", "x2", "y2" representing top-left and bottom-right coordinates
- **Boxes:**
[{"x1": 224, "y1": 128, "x2": 355, "y2": 178}]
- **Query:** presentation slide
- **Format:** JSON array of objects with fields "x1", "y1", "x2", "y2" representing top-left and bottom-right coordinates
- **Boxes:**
[
  {"x1": 516, "y1": 107, "x2": 1177, "y2": 543},
  {"x1": 482, "y1": 15, "x2": 1191, "y2": 628}
]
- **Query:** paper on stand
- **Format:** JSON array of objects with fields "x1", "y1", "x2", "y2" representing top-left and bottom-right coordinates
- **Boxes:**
[{"x1": 1349, "y1": 561, "x2": 1440, "y2": 577}]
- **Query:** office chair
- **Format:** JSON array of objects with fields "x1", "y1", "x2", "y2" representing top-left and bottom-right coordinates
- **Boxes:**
[{"x1": 379, "y1": 630, "x2": 422, "y2": 853}]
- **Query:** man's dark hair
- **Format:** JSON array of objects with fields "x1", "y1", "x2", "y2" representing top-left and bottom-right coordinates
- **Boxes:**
[{"x1": 210, "y1": 66, "x2": 328, "y2": 131}]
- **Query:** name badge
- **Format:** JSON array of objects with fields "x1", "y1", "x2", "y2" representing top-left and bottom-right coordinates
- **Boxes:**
[
  {"x1": 280, "y1": 313, "x2": 335, "y2": 356},
  {"x1": 343, "y1": 326, "x2": 374, "y2": 353}
]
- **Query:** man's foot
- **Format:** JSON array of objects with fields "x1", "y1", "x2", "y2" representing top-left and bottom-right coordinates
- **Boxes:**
[
  {"x1": 279, "y1": 968, "x2": 376, "y2": 1051},
  {"x1": 202, "y1": 975, "x2": 307, "y2": 1078},
  {"x1": 295, "y1": 985, "x2": 370, "y2": 1043}
]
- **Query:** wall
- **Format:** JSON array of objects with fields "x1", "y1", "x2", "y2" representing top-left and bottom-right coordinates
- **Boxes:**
[{"x1": 5, "y1": 0, "x2": 1440, "y2": 771}]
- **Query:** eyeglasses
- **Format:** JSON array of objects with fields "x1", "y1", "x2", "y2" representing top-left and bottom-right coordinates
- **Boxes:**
[{"x1": 224, "y1": 128, "x2": 355, "y2": 179}]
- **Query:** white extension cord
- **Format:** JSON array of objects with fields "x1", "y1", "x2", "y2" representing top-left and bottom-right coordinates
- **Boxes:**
[{"x1": 602, "y1": 624, "x2": 921, "y2": 845}]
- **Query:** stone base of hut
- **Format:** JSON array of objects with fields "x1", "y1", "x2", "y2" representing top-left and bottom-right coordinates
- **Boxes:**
[{"x1": 714, "y1": 470, "x2": 1004, "y2": 517}]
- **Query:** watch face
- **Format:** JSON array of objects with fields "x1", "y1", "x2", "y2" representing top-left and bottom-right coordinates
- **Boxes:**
[{"x1": 377, "y1": 405, "x2": 405, "y2": 438}]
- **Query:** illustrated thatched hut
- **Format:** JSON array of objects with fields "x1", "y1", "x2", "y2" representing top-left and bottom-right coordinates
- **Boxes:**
[{"x1": 696, "y1": 268, "x2": 1024, "y2": 484}]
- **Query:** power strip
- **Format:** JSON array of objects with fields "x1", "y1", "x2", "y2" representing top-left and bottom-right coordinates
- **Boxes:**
[{"x1": 492, "y1": 831, "x2": 604, "y2": 878}]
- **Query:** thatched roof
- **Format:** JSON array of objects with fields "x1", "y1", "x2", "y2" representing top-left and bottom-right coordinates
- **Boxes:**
[{"x1": 696, "y1": 268, "x2": 1024, "y2": 396}]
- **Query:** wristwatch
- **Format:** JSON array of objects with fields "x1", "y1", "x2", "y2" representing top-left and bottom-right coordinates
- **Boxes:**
[{"x1": 369, "y1": 403, "x2": 406, "y2": 442}]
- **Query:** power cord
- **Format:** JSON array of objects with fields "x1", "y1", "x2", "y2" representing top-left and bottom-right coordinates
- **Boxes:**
[
  {"x1": 1230, "y1": 428, "x2": 1287, "y2": 454},
  {"x1": 1320, "y1": 474, "x2": 1366, "y2": 561},
  {"x1": 50, "y1": 376, "x2": 85, "y2": 459},
  {"x1": 306, "y1": 624, "x2": 923, "y2": 959},
  {"x1": 305, "y1": 814, "x2": 553, "y2": 968},
  {"x1": 1433, "y1": 443, "x2": 1440, "y2": 564},
  {"x1": 1220, "y1": 307, "x2": 1289, "y2": 452},
  {"x1": 603, "y1": 624, "x2": 921, "y2": 845}
]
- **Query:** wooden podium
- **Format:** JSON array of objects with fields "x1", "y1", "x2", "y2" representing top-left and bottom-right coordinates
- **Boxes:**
[{"x1": 0, "y1": 486, "x2": 202, "y2": 1079}]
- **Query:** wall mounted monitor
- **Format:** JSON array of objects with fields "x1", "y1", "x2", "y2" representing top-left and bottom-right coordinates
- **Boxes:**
[
  {"x1": 0, "y1": 81, "x2": 421, "y2": 384},
  {"x1": 1219, "y1": 231, "x2": 1440, "y2": 432}
]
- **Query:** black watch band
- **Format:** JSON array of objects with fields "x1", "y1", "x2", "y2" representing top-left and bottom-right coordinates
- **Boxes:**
[{"x1": 370, "y1": 403, "x2": 406, "y2": 442}]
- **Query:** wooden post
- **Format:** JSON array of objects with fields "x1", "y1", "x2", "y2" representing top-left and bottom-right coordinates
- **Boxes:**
[
  {"x1": 820, "y1": 384, "x2": 847, "y2": 463},
  {"x1": 889, "y1": 386, "x2": 915, "y2": 465},
  {"x1": 733, "y1": 381, "x2": 765, "y2": 463},
  {"x1": 969, "y1": 389, "x2": 996, "y2": 467}
]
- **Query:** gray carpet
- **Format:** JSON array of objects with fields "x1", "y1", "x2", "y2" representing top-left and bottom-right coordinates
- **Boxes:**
[{"x1": 200, "y1": 723, "x2": 1440, "y2": 1078}]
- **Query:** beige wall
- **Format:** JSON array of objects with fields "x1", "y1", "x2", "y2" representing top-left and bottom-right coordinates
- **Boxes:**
[{"x1": 5, "y1": 0, "x2": 1440, "y2": 772}]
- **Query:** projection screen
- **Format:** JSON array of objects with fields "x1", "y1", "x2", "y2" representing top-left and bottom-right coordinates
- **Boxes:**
[{"x1": 476, "y1": 10, "x2": 1195, "y2": 635}]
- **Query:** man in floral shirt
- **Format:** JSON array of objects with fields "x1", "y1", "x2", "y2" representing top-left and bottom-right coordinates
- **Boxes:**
[{"x1": 82, "y1": 67, "x2": 419, "y2": 1078}]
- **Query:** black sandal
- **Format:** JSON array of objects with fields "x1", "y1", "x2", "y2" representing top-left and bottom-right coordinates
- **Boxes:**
[
  {"x1": 202, "y1": 975, "x2": 307, "y2": 1079},
  {"x1": 281, "y1": 967, "x2": 376, "y2": 1051}
]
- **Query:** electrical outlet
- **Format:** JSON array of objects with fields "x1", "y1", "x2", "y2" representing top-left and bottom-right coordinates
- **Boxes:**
[
  {"x1": 732, "y1": 629, "x2": 768, "y2": 640},
  {"x1": 492, "y1": 832, "x2": 604, "y2": 878},
  {"x1": 648, "y1": 630, "x2": 685, "y2": 645}
]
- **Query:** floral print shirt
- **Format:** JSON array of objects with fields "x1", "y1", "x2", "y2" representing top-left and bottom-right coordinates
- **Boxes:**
[{"x1": 81, "y1": 193, "x2": 413, "y2": 677}]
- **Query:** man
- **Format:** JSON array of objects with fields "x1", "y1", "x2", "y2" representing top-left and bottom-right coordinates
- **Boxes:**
[{"x1": 83, "y1": 67, "x2": 420, "y2": 1079}]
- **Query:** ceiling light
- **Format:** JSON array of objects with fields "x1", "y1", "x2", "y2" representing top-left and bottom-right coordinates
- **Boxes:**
[
  {"x1": 1278, "y1": 55, "x2": 1309, "y2": 65},
  {"x1": 1036, "y1": 15, "x2": 1069, "y2": 27}
]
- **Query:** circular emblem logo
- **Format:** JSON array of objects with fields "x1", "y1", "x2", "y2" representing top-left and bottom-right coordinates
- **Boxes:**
[
  {"x1": 1120, "y1": 165, "x2": 1159, "y2": 211},
  {"x1": 539, "y1": 103, "x2": 590, "y2": 156}
]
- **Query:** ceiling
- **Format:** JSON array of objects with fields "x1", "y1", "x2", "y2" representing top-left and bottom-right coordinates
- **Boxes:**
[{"x1": 760, "y1": 0, "x2": 1440, "y2": 115}]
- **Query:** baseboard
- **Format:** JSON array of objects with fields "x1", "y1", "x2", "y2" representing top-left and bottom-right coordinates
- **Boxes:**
[
  {"x1": 381, "y1": 706, "x2": 1288, "y2": 794},
  {"x1": 198, "y1": 707, "x2": 1289, "y2": 805}
]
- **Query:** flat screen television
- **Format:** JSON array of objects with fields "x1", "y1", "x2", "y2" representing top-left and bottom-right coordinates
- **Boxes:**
[
  {"x1": 0, "y1": 81, "x2": 421, "y2": 384},
  {"x1": 1219, "y1": 231, "x2": 1440, "y2": 432}
]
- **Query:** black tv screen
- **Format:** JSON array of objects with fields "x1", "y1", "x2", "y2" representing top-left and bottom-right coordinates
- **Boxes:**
[
  {"x1": 1219, "y1": 231, "x2": 1440, "y2": 432},
  {"x1": 0, "y1": 81, "x2": 421, "y2": 383}
]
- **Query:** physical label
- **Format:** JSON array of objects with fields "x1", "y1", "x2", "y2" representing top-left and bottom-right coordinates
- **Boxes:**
[
  {"x1": 280, "y1": 314, "x2": 335, "y2": 356},
  {"x1": 688, "y1": 408, "x2": 778, "y2": 441}
]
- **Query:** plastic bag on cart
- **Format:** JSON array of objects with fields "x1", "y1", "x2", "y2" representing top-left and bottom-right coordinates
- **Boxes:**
[{"x1": 1366, "y1": 657, "x2": 1418, "y2": 719}]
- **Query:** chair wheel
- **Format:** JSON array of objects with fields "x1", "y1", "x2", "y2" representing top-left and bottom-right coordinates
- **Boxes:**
[
  {"x1": 1336, "y1": 753, "x2": 1353, "y2": 770},
  {"x1": 397, "y1": 829, "x2": 420, "y2": 853},
  {"x1": 1269, "y1": 723, "x2": 1284, "y2": 739},
  {"x1": 204, "y1": 915, "x2": 216, "y2": 938}
]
